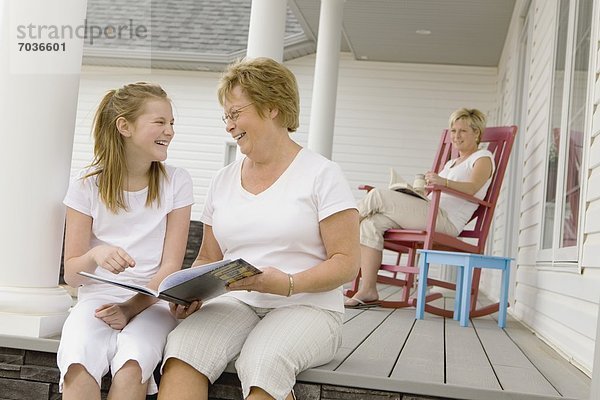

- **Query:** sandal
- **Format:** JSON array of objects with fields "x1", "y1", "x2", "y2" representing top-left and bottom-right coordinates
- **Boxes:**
[{"x1": 344, "y1": 297, "x2": 380, "y2": 309}]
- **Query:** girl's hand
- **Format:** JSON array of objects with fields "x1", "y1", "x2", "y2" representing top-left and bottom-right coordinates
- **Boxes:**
[
  {"x1": 227, "y1": 267, "x2": 291, "y2": 297},
  {"x1": 92, "y1": 245, "x2": 135, "y2": 274},
  {"x1": 95, "y1": 303, "x2": 134, "y2": 330},
  {"x1": 169, "y1": 300, "x2": 201, "y2": 319}
]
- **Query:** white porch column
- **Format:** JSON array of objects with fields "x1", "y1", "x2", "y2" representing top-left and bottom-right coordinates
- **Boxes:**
[
  {"x1": 247, "y1": 0, "x2": 287, "y2": 61},
  {"x1": 0, "y1": 0, "x2": 87, "y2": 337},
  {"x1": 240, "y1": 0, "x2": 287, "y2": 159},
  {"x1": 307, "y1": 0, "x2": 345, "y2": 159}
]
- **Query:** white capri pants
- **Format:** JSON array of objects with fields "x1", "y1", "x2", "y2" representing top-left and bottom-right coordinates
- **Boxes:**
[
  {"x1": 57, "y1": 291, "x2": 177, "y2": 394},
  {"x1": 358, "y1": 188, "x2": 459, "y2": 250},
  {"x1": 163, "y1": 296, "x2": 343, "y2": 400}
]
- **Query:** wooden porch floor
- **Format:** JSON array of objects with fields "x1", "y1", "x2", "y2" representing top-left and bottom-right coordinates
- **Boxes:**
[
  {"x1": 0, "y1": 284, "x2": 592, "y2": 400},
  {"x1": 288, "y1": 284, "x2": 591, "y2": 400}
]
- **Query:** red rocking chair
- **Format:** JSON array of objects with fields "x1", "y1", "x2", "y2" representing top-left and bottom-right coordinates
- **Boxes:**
[{"x1": 345, "y1": 125, "x2": 518, "y2": 317}]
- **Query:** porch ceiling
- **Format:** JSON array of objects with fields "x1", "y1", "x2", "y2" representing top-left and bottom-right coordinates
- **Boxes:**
[
  {"x1": 291, "y1": 0, "x2": 517, "y2": 67},
  {"x1": 82, "y1": 0, "x2": 516, "y2": 70}
]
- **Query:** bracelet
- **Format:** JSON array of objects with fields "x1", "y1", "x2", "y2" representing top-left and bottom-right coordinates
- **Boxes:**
[
  {"x1": 286, "y1": 274, "x2": 294, "y2": 297},
  {"x1": 445, "y1": 178, "x2": 449, "y2": 187}
]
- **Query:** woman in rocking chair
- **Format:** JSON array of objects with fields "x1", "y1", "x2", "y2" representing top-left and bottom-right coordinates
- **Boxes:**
[{"x1": 345, "y1": 108, "x2": 494, "y2": 308}]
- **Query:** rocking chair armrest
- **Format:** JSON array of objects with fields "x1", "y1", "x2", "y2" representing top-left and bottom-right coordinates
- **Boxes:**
[
  {"x1": 426, "y1": 184, "x2": 492, "y2": 208},
  {"x1": 358, "y1": 184, "x2": 376, "y2": 192}
]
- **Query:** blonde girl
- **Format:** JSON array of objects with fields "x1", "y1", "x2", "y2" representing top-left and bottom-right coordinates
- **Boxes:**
[{"x1": 57, "y1": 82, "x2": 193, "y2": 399}]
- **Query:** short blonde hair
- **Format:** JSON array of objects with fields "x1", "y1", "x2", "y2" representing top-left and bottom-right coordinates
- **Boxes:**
[
  {"x1": 449, "y1": 108, "x2": 487, "y2": 144},
  {"x1": 217, "y1": 57, "x2": 300, "y2": 132}
]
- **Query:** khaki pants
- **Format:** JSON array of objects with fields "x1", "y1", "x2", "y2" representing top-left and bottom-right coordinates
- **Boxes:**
[
  {"x1": 163, "y1": 296, "x2": 343, "y2": 400},
  {"x1": 358, "y1": 188, "x2": 459, "y2": 250}
]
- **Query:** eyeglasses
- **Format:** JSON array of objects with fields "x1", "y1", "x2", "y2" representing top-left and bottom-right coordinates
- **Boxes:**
[{"x1": 222, "y1": 102, "x2": 254, "y2": 124}]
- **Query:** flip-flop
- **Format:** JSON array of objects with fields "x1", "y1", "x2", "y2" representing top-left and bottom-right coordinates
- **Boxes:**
[{"x1": 344, "y1": 297, "x2": 380, "y2": 309}]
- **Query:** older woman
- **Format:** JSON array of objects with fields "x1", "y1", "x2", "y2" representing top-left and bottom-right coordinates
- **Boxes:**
[
  {"x1": 158, "y1": 58, "x2": 360, "y2": 400},
  {"x1": 345, "y1": 108, "x2": 494, "y2": 308}
]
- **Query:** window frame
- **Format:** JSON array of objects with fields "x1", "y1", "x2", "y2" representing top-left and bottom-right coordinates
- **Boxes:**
[{"x1": 537, "y1": 0, "x2": 593, "y2": 269}]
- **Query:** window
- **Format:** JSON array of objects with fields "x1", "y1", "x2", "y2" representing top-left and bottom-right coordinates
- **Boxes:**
[
  {"x1": 541, "y1": 0, "x2": 592, "y2": 262},
  {"x1": 224, "y1": 142, "x2": 238, "y2": 166}
]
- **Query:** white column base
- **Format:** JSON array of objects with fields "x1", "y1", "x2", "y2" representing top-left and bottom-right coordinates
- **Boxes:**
[
  {"x1": 0, "y1": 312, "x2": 69, "y2": 338},
  {"x1": 0, "y1": 286, "x2": 73, "y2": 338}
]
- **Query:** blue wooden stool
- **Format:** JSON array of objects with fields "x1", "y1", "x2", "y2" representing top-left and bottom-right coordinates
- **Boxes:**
[{"x1": 415, "y1": 250, "x2": 512, "y2": 328}]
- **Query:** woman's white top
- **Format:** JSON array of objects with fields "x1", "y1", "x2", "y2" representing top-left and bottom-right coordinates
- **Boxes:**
[
  {"x1": 201, "y1": 148, "x2": 357, "y2": 313},
  {"x1": 436, "y1": 149, "x2": 495, "y2": 232}
]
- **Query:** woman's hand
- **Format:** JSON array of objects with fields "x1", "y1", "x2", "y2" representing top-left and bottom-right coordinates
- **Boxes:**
[
  {"x1": 425, "y1": 156, "x2": 493, "y2": 195},
  {"x1": 425, "y1": 171, "x2": 445, "y2": 186},
  {"x1": 227, "y1": 267, "x2": 291, "y2": 297},
  {"x1": 95, "y1": 302, "x2": 134, "y2": 330},
  {"x1": 169, "y1": 300, "x2": 201, "y2": 319},
  {"x1": 92, "y1": 245, "x2": 135, "y2": 274}
]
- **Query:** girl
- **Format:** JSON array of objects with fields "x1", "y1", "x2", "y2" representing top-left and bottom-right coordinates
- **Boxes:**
[{"x1": 57, "y1": 82, "x2": 194, "y2": 399}]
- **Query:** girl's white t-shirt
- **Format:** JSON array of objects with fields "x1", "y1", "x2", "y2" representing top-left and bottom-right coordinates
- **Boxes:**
[
  {"x1": 63, "y1": 164, "x2": 194, "y2": 298},
  {"x1": 436, "y1": 149, "x2": 495, "y2": 232},
  {"x1": 201, "y1": 148, "x2": 357, "y2": 313}
]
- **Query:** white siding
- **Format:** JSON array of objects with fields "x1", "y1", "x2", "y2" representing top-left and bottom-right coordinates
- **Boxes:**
[
  {"x1": 311, "y1": 54, "x2": 498, "y2": 199},
  {"x1": 480, "y1": 0, "x2": 528, "y2": 305},
  {"x1": 483, "y1": 0, "x2": 600, "y2": 375},
  {"x1": 73, "y1": 54, "x2": 498, "y2": 221},
  {"x1": 582, "y1": 0, "x2": 600, "y2": 268}
]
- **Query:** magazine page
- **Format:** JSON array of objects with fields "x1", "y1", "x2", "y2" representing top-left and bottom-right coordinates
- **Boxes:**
[
  {"x1": 78, "y1": 271, "x2": 159, "y2": 297},
  {"x1": 79, "y1": 259, "x2": 262, "y2": 306},
  {"x1": 159, "y1": 259, "x2": 262, "y2": 304},
  {"x1": 388, "y1": 168, "x2": 410, "y2": 190},
  {"x1": 158, "y1": 259, "x2": 234, "y2": 292},
  {"x1": 388, "y1": 168, "x2": 428, "y2": 200}
]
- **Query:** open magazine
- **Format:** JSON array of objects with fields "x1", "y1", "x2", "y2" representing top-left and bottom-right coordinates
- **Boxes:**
[
  {"x1": 388, "y1": 168, "x2": 428, "y2": 201},
  {"x1": 79, "y1": 258, "x2": 262, "y2": 306}
]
